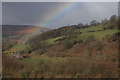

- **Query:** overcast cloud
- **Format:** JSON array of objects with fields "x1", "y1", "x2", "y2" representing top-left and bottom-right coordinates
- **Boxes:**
[{"x1": 2, "y1": 2, "x2": 118, "y2": 28}]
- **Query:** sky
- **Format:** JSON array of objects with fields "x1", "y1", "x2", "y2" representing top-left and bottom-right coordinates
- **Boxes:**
[{"x1": 2, "y1": 2, "x2": 118, "y2": 28}]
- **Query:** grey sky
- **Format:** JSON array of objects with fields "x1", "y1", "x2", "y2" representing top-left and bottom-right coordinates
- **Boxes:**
[{"x1": 2, "y1": 2, "x2": 118, "y2": 28}]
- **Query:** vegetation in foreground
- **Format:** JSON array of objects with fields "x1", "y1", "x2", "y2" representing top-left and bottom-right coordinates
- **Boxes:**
[{"x1": 2, "y1": 15, "x2": 119, "y2": 78}]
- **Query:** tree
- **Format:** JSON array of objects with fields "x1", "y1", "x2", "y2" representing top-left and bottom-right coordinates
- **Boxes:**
[
  {"x1": 84, "y1": 23, "x2": 90, "y2": 28},
  {"x1": 109, "y1": 15, "x2": 118, "y2": 28},
  {"x1": 101, "y1": 18, "x2": 108, "y2": 25},
  {"x1": 86, "y1": 35, "x2": 97, "y2": 42},
  {"x1": 90, "y1": 20, "x2": 98, "y2": 26},
  {"x1": 78, "y1": 23, "x2": 84, "y2": 28},
  {"x1": 110, "y1": 15, "x2": 117, "y2": 23},
  {"x1": 63, "y1": 40, "x2": 74, "y2": 49}
]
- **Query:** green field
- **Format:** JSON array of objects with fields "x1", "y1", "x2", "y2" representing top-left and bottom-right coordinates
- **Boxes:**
[
  {"x1": 6, "y1": 25, "x2": 119, "y2": 53},
  {"x1": 12, "y1": 44, "x2": 28, "y2": 51},
  {"x1": 46, "y1": 36, "x2": 63, "y2": 45},
  {"x1": 77, "y1": 29, "x2": 118, "y2": 40},
  {"x1": 77, "y1": 25, "x2": 109, "y2": 33},
  {"x1": 22, "y1": 56, "x2": 67, "y2": 65},
  {"x1": 5, "y1": 44, "x2": 28, "y2": 54},
  {"x1": 45, "y1": 25, "x2": 118, "y2": 44}
]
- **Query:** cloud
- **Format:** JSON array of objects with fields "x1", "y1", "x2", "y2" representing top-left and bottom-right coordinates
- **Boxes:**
[
  {"x1": 46, "y1": 2, "x2": 118, "y2": 28},
  {"x1": 82, "y1": 2, "x2": 118, "y2": 21},
  {"x1": 2, "y1": 2, "x2": 118, "y2": 28}
]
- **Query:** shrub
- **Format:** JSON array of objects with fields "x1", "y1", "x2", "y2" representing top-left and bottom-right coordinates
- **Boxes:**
[
  {"x1": 28, "y1": 40, "x2": 49, "y2": 53},
  {"x1": 63, "y1": 40, "x2": 75, "y2": 49},
  {"x1": 86, "y1": 35, "x2": 97, "y2": 42},
  {"x1": 94, "y1": 41, "x2": 105, "y2": 51},
  {"x1": 3, "y1": 55, "x2": 24, "y2": 78}
]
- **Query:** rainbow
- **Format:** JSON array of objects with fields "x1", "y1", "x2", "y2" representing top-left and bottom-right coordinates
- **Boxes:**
[{"x1": 37, "y1": 2, "x2": 79, "y2": 28}]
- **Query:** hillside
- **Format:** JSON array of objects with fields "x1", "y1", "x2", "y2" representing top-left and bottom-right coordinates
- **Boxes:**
[
  {"x1": 2, "y1": 15, "x2": 119, "y2": 78},
  {"x1": 27, "y1": 24, "x2": 118, "y2": 49},
  {"x1": 2, "y1": 25, "x2": 51, "y2": 52},
  {"x1": 2, "y1": 25, "x2": 51, "y2": 37}
]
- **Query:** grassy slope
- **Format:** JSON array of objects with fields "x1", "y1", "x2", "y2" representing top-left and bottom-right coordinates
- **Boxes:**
[
  {"x1": 22, "y1": 26, "x2": 118, "y2": 63},
  {"x1": 45, "y1": 25, "x2": 118, "y2": 44},
  {"x1": 5, "y1": 25, "x2": 118, "y2": 54},
  {"x1": 78, "y1": 25, "x2": 109, "y2": 32},
  {"x1": 77, "y1": 29, "x2": 118, "y2": 40},
  {"x1": 12, "y1": 44, "x2": 28, "y2": 51},
  {"x1": 22, "y1": 56, "x2": 67, "y2": 65},
  {"x1": 46, "y1": 36, "x2": 63, "y2": 45},
  {"x1": 3, "y1": 25, "x2": 119, "y2": 78},
  {"x1": 4, "y1": 44, "x2": 28, "y2": 55}
]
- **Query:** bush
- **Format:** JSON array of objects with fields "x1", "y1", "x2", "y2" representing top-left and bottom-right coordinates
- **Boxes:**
[
  {"x1": 3, "y1": 55, "x2": 24, "y2": 78},
  {"x1": 86, "y1": 35, "x2": 97, "y2": 42},
  {"x1": 104, "y1": 34, "x2": 118, "y2": 42},
  {"x1": 94, "y1": 41, "x2": 105, "y2": 51},
  {"x1": 63, "y1": 40, "x2": 75, "y2": 49},
  {"x1": 28, "y1": 40, "x2": 49, "y2": 53}
]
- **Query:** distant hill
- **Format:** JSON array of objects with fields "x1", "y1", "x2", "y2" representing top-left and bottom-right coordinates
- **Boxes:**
[
  {"x1": 2, "y1": 25, "x2": 51, "y2": 37},
  {"x1": 2, "y1": 25, "x2": 51, "y2": 51}
]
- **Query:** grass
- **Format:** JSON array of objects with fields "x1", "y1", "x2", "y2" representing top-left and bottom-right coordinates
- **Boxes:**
[
  {"x1": 12, "y1": 44, "x2": 28, "y2": 51},
  {"x1": 78, "y1": 25, "x2": 109, "y2": 33},
  {"x1": 22, "y1": 56, "x2": 67, "y2": 65},
  {"x1": 5, "y1": 44, "x2": 28, "y2": 54},
  {"x1": 3, "y1": 24, "x2": 119, "y2": 78},
  {"x1": 77, "y1": 29, "x2": 118, "y2": 41},
  {"x1": 46, "y1": 36, "x2": 63, "y2": 45},
  {"x1": 45, "y1": 25, "x2": 117, "y2": 44},
  {"x1": 6, "y1": 25, "x2": 118, "y2": 54}
]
